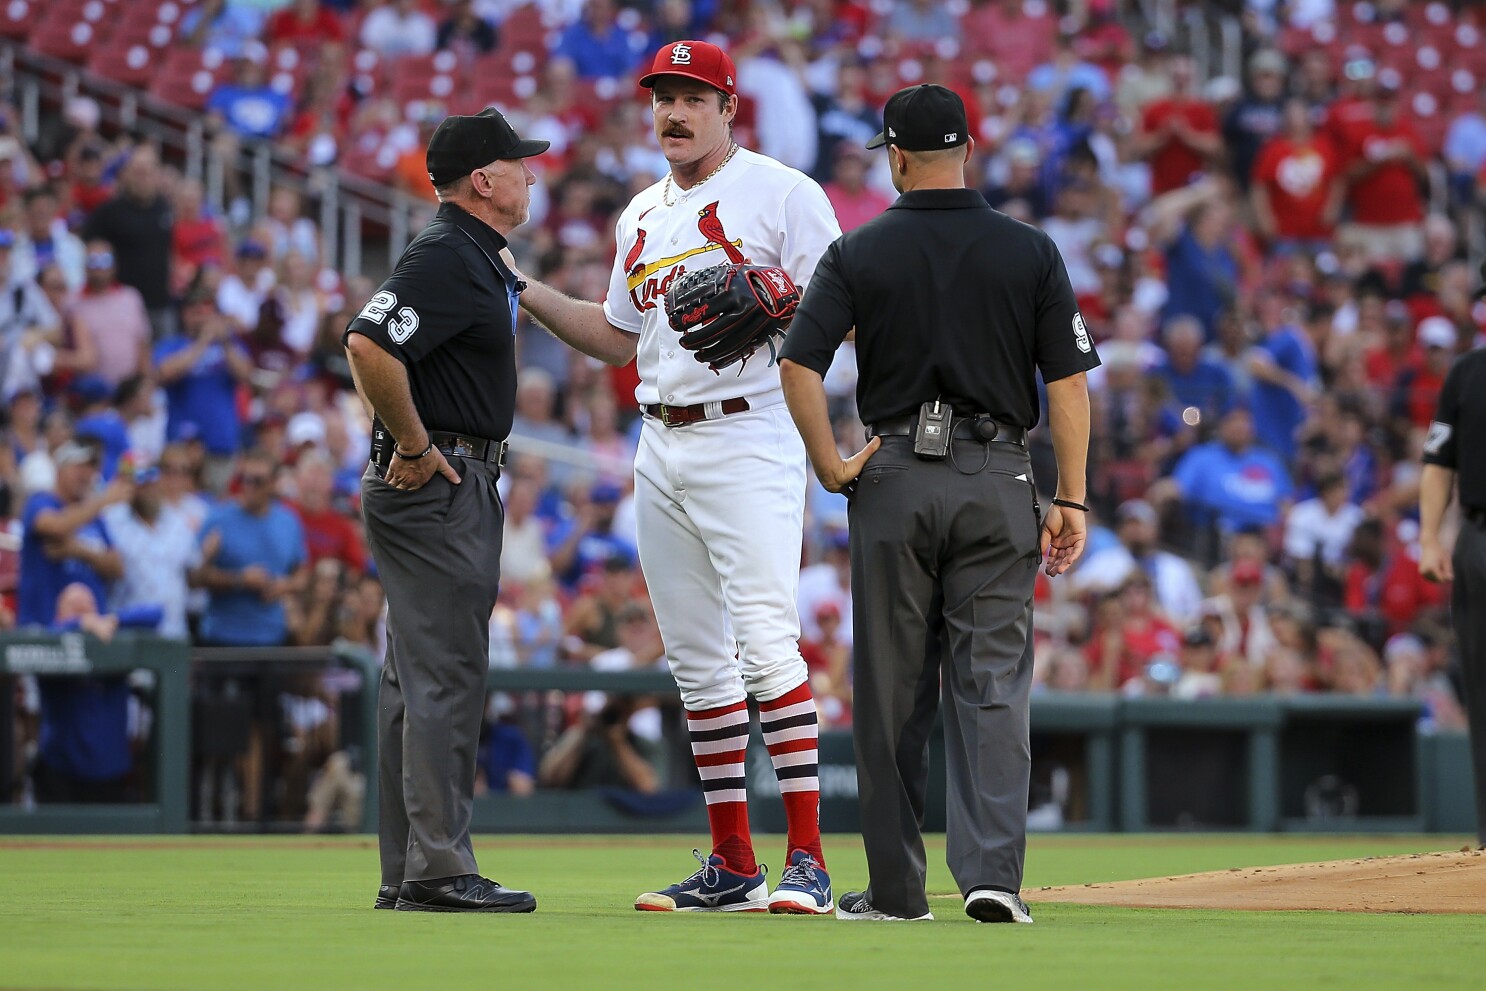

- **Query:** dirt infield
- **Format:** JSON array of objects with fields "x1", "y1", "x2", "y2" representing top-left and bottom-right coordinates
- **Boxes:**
[{"x1": 1036, "y1": 848, "x2": 1486, "y2": 914}]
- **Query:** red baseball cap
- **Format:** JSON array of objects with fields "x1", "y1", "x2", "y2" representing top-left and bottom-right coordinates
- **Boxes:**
[
  {"x1": 638, "y1": 40, "x2": 737, "y2": 97},
  {"x1": 1231, "y1": 560, "x2": 1264, "y2": 586}
]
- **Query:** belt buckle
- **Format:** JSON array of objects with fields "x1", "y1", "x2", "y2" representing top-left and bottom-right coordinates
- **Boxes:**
[{"x1": 659, "y1": 406, "x2": 675, "y2": 427}]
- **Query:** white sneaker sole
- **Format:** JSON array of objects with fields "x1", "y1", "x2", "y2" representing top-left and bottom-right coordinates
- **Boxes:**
[
  {"x1": 635, "y1": 883, "x2": 770, "y2": 913},
  {"x1": 964, "y1": 890, "x2": 1034, "y2": 924},
  {"x1": 767, "y1": 891, "x2": 834, "y2": 915},
  {"x1": 835, "y1": 907, "x2": 933, "y2": 921}
]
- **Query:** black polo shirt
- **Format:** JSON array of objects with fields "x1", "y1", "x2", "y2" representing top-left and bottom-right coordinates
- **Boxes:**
[
  {"x1": 1423, "y1": 348, "x2": 1486, "y2": 511},
  {"x1": 344, "y1": 203, "x2": 521, "y2": 441},
  {"x1": 781, "y1": 188, "x2": 1100, "y2": 427}
]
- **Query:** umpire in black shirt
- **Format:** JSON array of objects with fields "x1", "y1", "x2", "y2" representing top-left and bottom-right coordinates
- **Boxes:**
[
  {"x1": 780, "y1": 85, "x2": 1099, "y2": 924},
  {"x1": 1419, "y1": 329, "x2": 1486, "y2": 848},
  {"x1": 344, "y1": 108, "x2": 545, "y2": 913}
]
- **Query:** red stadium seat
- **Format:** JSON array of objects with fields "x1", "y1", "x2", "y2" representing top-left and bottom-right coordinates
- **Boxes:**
[
  {"x1": 147, "y1": 46, "x2": 232, "y2": 111},
  {"x1": 88, "y1": 41, "x2": 158, "y2": 88},
  {"x1": 30, "y1": 15, "x2": 113, "y2": 64},
  {"x1": 0, "y1": 0, "x2": 42, "y2": 40}
]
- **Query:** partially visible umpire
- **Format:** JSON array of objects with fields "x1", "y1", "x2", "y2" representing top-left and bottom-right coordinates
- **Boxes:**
[
  {"x1": 1419, "y1": 264, "x2": 1486, "y2": 849},
  {"x1": 780, "y1": 84, "x2": 1099, "y2": 923},
  {"x1": 343, "y1": 108, "x2": 547, "y2": 913}
]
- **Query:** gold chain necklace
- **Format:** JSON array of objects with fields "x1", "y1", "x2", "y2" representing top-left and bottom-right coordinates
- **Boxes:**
[{"x1": 662, "y1": 142, "x2": 738, "y2": 208}]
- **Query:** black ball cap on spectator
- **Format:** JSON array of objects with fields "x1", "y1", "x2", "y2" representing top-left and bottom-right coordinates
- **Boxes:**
[
  {"x1": 425, "y1": 107, "x2": 549, "y2": 186},
  {"x1": 866, "y1": 84, "x2": 969, "y2": 152}
]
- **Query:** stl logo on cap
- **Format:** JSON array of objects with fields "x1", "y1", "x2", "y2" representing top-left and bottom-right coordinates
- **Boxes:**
[{"x1": 671, "y1": 42, "x2": 692, "y2": 64}]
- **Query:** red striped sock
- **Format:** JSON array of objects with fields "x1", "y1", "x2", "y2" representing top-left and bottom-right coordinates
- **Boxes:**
[
  {"x1": 758, "y1": 681, "x2": 823, "y2": 867},
  {"x1": 686, "y1": 699, "x2": 756, "y2": 875}
]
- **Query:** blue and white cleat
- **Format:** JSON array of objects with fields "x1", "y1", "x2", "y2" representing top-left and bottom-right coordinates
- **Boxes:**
[
  {"x1": 635, "y1": 849, "x2": 769, "y2": 912},
  {"x1": 767, "y1": 850, "x2": 833, "y2": 915}
]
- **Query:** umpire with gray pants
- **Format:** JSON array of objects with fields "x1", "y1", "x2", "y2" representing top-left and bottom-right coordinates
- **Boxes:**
[
  {"x1": 1419, "y1": 327, "x2": 1486, "y2": 847},
  {"x1": 780, "y1": 85, "x2": 1098, "y2": 923},
  {"x1": 344, "y1": 108, "x2": 547, "y2": 913}
]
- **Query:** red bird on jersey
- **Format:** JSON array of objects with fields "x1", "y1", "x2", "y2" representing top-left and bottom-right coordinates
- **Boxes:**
[
  {"x1": 697, "y1": 202, "x2": 747, "y2": 264},
  {"x1": 625, "y1": 229, "x2": 648, "y2": 277}
]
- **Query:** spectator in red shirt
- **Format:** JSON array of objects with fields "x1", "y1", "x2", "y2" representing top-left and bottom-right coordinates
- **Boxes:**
[
  {"x1": 1136, "y1": 53, "x2": 1222, "y2": 196},
  {"x1": 822, "y1": 144, "x2": 892, "y2": 233},
  {"x1": 799, "y1": 602, "x2": 851, "y2": 728},
  {"x1": 1392, "y1": 317, "x2": 1457, "y2": 430},
  {"x1": 1322, "y1": 52, "x2": 1379, "y2": 151},
  {"x1": 1339, "y1": 77, "x2": 1428, "y2": 262},
  {"x1": 289, "y1": 450, "x2": 366, "y2": 573},
  {"x1": 1251, "y1": 98, "x2": 1341, "y2": 252},
  {"x1": 171, "y1": 179, "x2": 230, "y2": 296},
  {"x1": 265, "y1": 0, "x2": 344, "y2": 47},
  {"x1": 1085, "y1": 573, "x2": 1180, "y2": 690}
]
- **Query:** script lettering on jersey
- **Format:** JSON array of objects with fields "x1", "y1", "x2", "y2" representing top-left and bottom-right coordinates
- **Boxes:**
[{"x1": 625, "y1": 202, "x2": 747, "y2": 313}]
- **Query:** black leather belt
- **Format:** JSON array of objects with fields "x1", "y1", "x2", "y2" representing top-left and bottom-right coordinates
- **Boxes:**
[
  {"x1": 372, "y1": 430, "x2": 507, "y2": 473},
  {"x1": 869, "y1": 414, "x2": 1027, "y2": 447},
  {"x1": 642, "y1": 397, "x2": 750, "y2": 427},
  {"x1": 1466, "y1": 506, "x2": 1486, "y2": 530}
]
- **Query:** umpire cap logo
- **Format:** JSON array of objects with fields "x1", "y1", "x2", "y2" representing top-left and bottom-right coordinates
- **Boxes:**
[{"x1": 672, "y1": 43, "x2": 693, "y2": 64}]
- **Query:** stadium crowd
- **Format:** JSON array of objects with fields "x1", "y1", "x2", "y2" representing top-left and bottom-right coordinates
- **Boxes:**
[{"x1": 1, "y1": 0, "x2": 1482, "y2": 819}]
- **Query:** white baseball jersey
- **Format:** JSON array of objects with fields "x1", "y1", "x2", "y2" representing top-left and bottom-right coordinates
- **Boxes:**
[{"x1": 602, "y1": 147, "x2": 842, "y2": 409}]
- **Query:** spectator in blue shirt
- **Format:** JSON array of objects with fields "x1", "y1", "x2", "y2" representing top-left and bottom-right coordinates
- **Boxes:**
[
  {"x1": 548, "y1": 481, "x2": 637, "y2": 589},
  {"x1": 1165, "y1": 405, "x2": 1294, "y2": 533},
  {"x1": 553, "y1": 0, "x2": 647, "y2": 80},
  {"x1": 18, "y1": 440, "x2": 126, "y2": 629},
  {"x1": 206, "y1": 56, "x2": 293, "y2": 141},
  {"x1": 71, "y1": 376, "x2": 131, "y2": 481},
  {"x1": 192, "y1": 449, "x2": 307, "y2": 646},
  {"x1": 154, "y1": 283, "x2": 254, "y2": 472},
  {"x1": 1149, "y1": 177, "x2": 1240, "y2": 341},
  {"x1": 478, "y1": 694, "x2": 536, "y2": 796},
  {"x1": 33, "y1": 583, "x2": 149, "y2": 803},
  {"x1": 1153, "y1": 315, "x2": 1235, "y2": 428},
  {"x1": 1247, "y1": 295, "x2": 1318, "y2": 464}
]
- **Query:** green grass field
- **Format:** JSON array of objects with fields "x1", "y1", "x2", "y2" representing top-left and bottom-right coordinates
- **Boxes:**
[{"x1": 0, "y1": 834, "x2": 1480, "y2": 991}]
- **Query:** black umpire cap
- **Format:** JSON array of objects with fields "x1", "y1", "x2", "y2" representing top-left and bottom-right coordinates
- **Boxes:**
[
  {"x1": 866, "y1": 84, "x2": 969, "y2": 151},
  {"x1": 425, "y1": 107, "x2": 550, "y2": 186}
]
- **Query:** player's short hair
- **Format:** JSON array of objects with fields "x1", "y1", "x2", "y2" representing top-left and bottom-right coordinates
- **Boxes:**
[{"x1": 901, "y1": 145, "x2": 964, "y2": 167}]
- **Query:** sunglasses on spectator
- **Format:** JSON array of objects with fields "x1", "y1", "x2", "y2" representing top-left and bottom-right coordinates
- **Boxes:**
[{"x1": 85, "y1": 252, "x2": 114, "y2": 269}]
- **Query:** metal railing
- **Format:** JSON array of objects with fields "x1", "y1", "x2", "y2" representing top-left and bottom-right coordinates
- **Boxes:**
[{"x1": 0, "y1": 39, "x2": 424, "y2": 280}]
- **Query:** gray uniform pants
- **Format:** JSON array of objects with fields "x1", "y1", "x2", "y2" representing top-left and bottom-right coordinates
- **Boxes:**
[
  {"x1": 1453, "y1": 520, "x2": 1486, "y2": 846},
  {"x1": 848, "y1": 437, "x2": 1041, "y2": 919},
  {"x1": 361, "y1": 458, "x2": 504, "y2": 885}
]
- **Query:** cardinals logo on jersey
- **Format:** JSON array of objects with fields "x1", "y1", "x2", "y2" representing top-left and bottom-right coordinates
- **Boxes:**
[
  {"x1": 625, "y1": 229, "x2": 648, "y2": 277},
  {"x1": 625, "y1": 202, "x2": 748, "y2": 313},
  {"x1": 696, "y1": 202, "x2": 747, "y2": 265}
]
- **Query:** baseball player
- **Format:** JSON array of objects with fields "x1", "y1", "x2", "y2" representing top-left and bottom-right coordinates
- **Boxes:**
[{"x1": 509, "y1": 39, "x2": 843, "y2": 913}]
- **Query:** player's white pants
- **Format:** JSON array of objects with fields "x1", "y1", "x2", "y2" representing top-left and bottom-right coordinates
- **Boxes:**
[{"x1": 634, "y1": 403, "x2": 810, "y2": 711}]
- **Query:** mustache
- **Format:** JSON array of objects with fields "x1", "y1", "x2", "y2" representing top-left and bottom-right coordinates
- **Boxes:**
[{"x1": 663, "y1": 126, "x2": 693, "y2": 138}]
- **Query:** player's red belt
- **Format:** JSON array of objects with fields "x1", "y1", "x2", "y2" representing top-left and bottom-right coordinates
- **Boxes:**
[{"x1": 642, "y1": 397, "x2": 750, "y2": 427}]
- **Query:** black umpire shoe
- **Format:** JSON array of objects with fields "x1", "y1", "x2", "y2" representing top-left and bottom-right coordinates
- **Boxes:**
[
  {"x1": 374, "y1": 885, "x2": 399, "y2": 910},
  {"x1": 395, "y1": 875, "x2": 537, "y2": 913}
]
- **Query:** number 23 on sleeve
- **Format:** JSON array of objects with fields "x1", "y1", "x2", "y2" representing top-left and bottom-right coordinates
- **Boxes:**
[{"x1": 359, "y1": 290, "x2": 421, "y2": 344}]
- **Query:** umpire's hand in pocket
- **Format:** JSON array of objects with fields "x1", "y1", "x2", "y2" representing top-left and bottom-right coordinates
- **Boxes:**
[{"x1": 386, "y1": 445, "x2": 462, "y2": 491}]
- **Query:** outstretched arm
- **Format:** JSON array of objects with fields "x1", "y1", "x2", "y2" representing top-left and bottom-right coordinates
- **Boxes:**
[{"x1": 501, "y1": 248, "x2": 637, "y2": 366}]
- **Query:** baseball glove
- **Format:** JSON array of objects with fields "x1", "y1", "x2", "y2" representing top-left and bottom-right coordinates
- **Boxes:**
[{"x1": 664, "y1": 263, "x2": 801, "y2": 374}]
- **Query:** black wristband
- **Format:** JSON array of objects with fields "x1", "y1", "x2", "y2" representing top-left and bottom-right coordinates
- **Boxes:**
[
  {"x1": 1052, "y1": 498, "x2": 1089, "y2": 513},
  {"x1": 394, "y1": 442, "x2": 433, "y2": 461}
]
